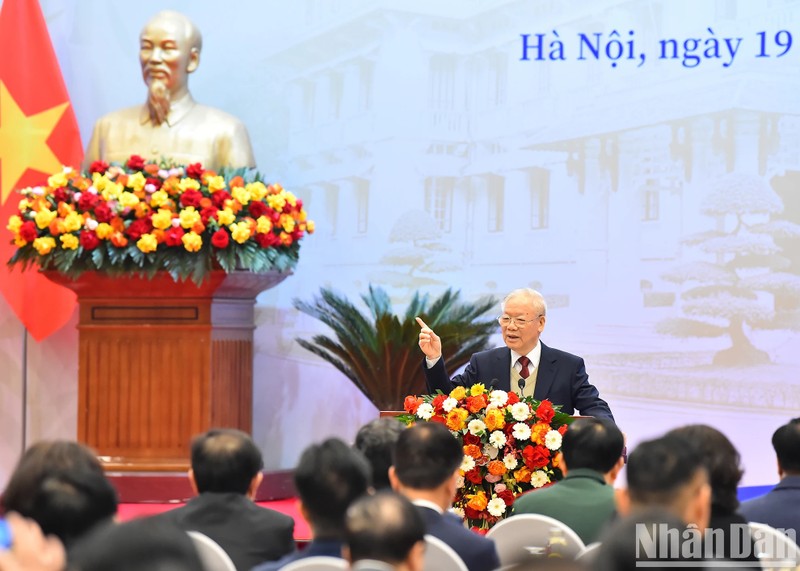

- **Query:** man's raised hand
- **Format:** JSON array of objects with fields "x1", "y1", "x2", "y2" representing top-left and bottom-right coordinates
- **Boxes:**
[{"x1": 415, "y1": 317, "x2": 442, "y2": 360}]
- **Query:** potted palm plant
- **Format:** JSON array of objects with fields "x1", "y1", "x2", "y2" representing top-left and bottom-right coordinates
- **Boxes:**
[{"x1": 293, "y1": 285, "x2": 498, "y2": 410}]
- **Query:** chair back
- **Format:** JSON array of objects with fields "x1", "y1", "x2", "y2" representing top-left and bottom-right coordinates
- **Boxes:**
[
  {"x1": 186, "y1": 531, "x2": 236, "y2": 571},
  {"x1": 748, "y1": 522, "x2": 800, "y2": 571},
  {"x1": 424, "y1": 534, "x2": 469, "y2": 571},
  {"x1": 575, "y1": 541, "x2": 601, "y2": 563},
  {"x1": 281, "y1": 556, "x2": 348, "y2": 571},
  {"x1": 485, "y1": 514, "x2": 585, "y2": 566}
]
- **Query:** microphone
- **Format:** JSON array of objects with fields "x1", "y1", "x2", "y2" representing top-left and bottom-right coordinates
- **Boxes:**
[
  {"x1": 518, "y1": 378, "x2": 526, "y2": 393},
  {"x1": 488, "y1": 378, "x2": 499, "y2": 392}
]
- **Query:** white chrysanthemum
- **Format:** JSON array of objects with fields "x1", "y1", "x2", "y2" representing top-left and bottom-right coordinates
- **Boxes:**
[
  {"x1": 531, "y1": 470, "x2": 549, "y2": 488},
  {"x1": 442, "y1": 397, "x2": 458, "y2": 412},
  {"x1": 461, "y1": 455, "x2": 476, "y2": 472},
  {"x1": 484, "y1": 445, "x2": 499, "y2": 460},
  {"x1": 489, "y1": 390, "x2": 509, "y2": 407},
  {"x1": 489, "y1": 431, "x2": 507, "y2": 448},
  {"x1": 468, "y1": 419, "x2": 486, "y2": 435},
  {"x1": 545, "y1": 430, "x2": 563, "y2": 451},
  {"x1": 503, "y1": 455, "x2": 518, "y2": 470},
  {"x1": 455, "y1": 473, "x2": 465, "y2": 489},
  {"x1": 416, "y1": 403, "x2": 434, "y2": 420},
  {"x1": 512, "y1": 422, "x2": 531, "y2": 441},
  {"x1": 450, "y1": 506, "x2": 465, "y2": 519},
  {"x1": 510, "y1": 402, "x2": 531, "y2": 422},
  {"x1": 487, "y1": 497, "x2": 507, "y2": 517}
]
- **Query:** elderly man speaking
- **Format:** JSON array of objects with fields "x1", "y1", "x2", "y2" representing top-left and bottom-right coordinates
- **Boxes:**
[{"x1": 417, "y1": 288, "x2": 613, "y2": 419}]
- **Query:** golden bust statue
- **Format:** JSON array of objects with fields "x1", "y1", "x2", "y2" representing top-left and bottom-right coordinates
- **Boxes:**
[{"x1": 84, "y1": 10, "x2": 255, "y2": 171}]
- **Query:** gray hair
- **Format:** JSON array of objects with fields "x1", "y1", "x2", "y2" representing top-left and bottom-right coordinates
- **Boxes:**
[{"x1": 501, "y1": 288, "x2": 547, "y2": 316}]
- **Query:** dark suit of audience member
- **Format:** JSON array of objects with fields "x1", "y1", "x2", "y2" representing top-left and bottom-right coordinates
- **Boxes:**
[
  {"x1": 668, "y1": 425, "x2": 759, "y2": 568},
  {"x1": 512, "y1": 417, "x2": 625, "y2": 544},
  {"x1": 344, "y1": 490, "x2": 425, "y2": 571},
  {"x1": 148, "y1": 429, "x2": 294, "y2": 571},
  {"x1": 740, "y1": 417, "x2": 800, "y2": 534},
  {"x1": 417, "y1": 289, "x2": 613, "y2": 419},
  {"x1": 253, "y1": 438, "x2": 371, "y2": 571},
  {"x1": 0, "y1": 441, "x2": 117, "y2": 550},
  {"x1": 389, "y1": 423, "x2": 500, "y2": 571}
]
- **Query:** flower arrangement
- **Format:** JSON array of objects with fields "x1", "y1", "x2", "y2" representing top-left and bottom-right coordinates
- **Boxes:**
[
  {"x1": 6, "y1": 155, "x2": 314, "y2": 283},
  {"x1": 400, "y1": 384, "x2": 574, "y2": 531}
]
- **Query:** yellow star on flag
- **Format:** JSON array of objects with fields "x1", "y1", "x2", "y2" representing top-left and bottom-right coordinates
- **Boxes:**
[{"x1": 0, "y1": 81, "x2": 69, "y2": 203}]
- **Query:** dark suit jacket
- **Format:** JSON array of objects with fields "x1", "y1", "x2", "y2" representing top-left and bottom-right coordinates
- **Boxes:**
[
  {"x1": 252, "y1": 539, "x2": 343, "y2": 571},
  {"x1": 423, "y1": 343, "x2": 614, "y2": 419},
  {"x1": 416, "y1": 506, "x2": 499, "y2": 571},
  {"x1": 148, "y1": 492, "x2": 294, "y2": 571},
  {"x1": 740, "y1": 475, "x2": 800, "y2": 533}
]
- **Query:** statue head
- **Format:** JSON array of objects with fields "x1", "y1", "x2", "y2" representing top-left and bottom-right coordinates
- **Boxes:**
[{"x1": 139, "y1": 11, "x2": 203, "y2": 124}]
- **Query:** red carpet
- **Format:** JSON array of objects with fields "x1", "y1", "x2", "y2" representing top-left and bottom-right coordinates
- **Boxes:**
[{"x1": 117, "y1": 498, "x2": 311, "y2": 541}]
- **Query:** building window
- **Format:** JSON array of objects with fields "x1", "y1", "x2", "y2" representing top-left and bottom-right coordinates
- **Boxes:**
[
  {"x1": 355, "y1": 179, "x2": 369, "y2": 234},
  {"x1": 486, "y1": 175, "x2": 504, "y2": 232},
  {"x1": 642, "y1": 186, "x2": 660, "y2": 221},
  {"x1": 359, "y1": 61, "x2": 374, "y2": 111},
  {"x1": 302, "y1": 80, "x2": 316, "y2": 125},
  {"x1": 429, "y1": 54, "x2": 456, "y2": 110},
  {"x1": 329, "y1": 72, "x2": 343, "y2": 120},
  {"x1": 424, "y1": 177, "x2": 454, "y2": 233},
  {"x1": 529, "y1": 168, "x2": 550, "y2": 229}
]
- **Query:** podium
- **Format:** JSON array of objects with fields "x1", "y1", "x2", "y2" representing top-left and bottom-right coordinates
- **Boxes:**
[{"x1": 46, "y1": 270, "x2": 288, "y2": 471}]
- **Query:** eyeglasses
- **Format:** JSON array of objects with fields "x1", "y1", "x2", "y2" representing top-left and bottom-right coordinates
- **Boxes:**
[{"x1": 497, "y1": 315, "x2": 542, "y2": 328}]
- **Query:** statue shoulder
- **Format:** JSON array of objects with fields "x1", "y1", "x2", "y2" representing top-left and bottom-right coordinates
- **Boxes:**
[
  {"x1": 93, "y1": 105, "x2": 144, "y2": 128},
  {"x1": 192, "y1": 104, "x2": 248, "y2": 130}
]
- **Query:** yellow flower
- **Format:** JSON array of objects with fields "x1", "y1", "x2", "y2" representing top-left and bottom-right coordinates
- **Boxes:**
[
  {"x1": 231, "y1": 186, "x2": 251, "y2": 205},
  {"x1": 256, "y1": 216, "x2": 273, "y2": 234},
  {"x1": 151, "y1": 208, "x2": 174, "y2": 230},
  {"x1": 179, "y1": 207, "x2": 201, "y2": 229},
  {"x1": 34, "y1": 209, "x2": 57, "y2": 229},
  {"x1": 465, "y1": 490, "x2": 488, "y2": 512},
  {"x1": 126, "y1": 171, "x2": 146, "y2": 192},
  {"x1": 63, "y1": 211, "x2": 83, "y2": 232},
  {"x1": 101, "y1": 181, "x2": 123, "y2": 201},
  {"x1": 178, "y1": 177, "x2": 201, "y2": 192},
  {"x1": 230, "y1": 221, "x2": 252, "y2": 244},
  {"x1": 445, "y1": 408, "x2": 468, "y2": 432},
  {"x1": 484, "y1": 408, "x2": 506, "y2": 431},
  {"x1": 92, "y1": 172, "x2": 109, "y2": 190},
  {"x1": 266, "y1": 193, "x2": 286, "y2": 211},
  {"x1": 14, "y1": 236, "x2": 26, "y2": 247},
  {"x1": 182, "y1": 231, "x2": 202, "y2": 252},
  {"x1": 149, "y1": 189, "x2": 169, "y2": 208},
  {"x1": 450, "y1": 386, "x2": 466, "y2": 401},
  {"x1": 207, "y1": 175, "x2": 226, "y2": 192},
  {"x1": 470, "y1": 383, "x2": 486, "y2": 396},
  {"x1": 119, "y1": 191, "x2": 140, "y2": 208},
  {"x1": 284, "y1": 191, "x2": 297, "y2": 207},
  {"x1": 136, "y1": 233, "x2": 158, "y2": 253},
  {"x1": 18, "y1": 198, "x2": 30, "y2": 211},
  {"x1": 59, "y1": 234, "x2": 79, "y2": 250},
  {"x1": 32, "y1": 236, "x2": 56, "y2": 255},
  {"x1": 279, "y1": 214, "x2": 295, "y2": 233},
  {"x1": 47, "y1": 172, "x2": 68, "y2": 188},
  {"x1": 216, "y1": 208, "x2": 235, "y2": 226},
  {"x1": 96, "y1": 223, "x2": 114, "y2": 240},
  {"x1": 246, "y1": 181, "x2": 267, "y2": 201},
  {"x1": 7, "y1": 215, "x2": 22, "y2": 234},
  {"x1": 306, "y1": 220, "x2": 315, "y2": 233}
]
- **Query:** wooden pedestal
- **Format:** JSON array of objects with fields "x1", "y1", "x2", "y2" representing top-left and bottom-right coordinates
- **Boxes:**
[{"x1": 45, "y1": 271, "x2": 288, "y2": 471}]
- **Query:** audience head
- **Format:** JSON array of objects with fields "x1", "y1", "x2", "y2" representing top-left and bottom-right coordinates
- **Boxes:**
[
  {"x1": 772, "y1": 417, "x2": 800, "y2": 477},
  {"x1": 562, "y1": 418, "x2": 625, "y2": 476},
  {"x1": 69, "y1": 518, "x2": 203, "y2": 571},
  {"x1": 390, "y1": 422, "x2": 462, "y2": 502},
  {"x1": 189, "y1": 428, "x2": 263, "y2": 498},
  {"x1": 622, "y1": 434, "x2": 710, "y2": 529},
  {"x1": 354, "y1": 418, "x2": 405, "y2": 490},
  {"x1": 1, "y1": 441, "x2": 118, "y2": 548},
  {"x1": 668, "y1": 424, "x2": 743, "y2": 513},
  {"x1": 344, "y1": 490, "x2": 425, "y2": 571},
  {"x1": 294, "y1": 437, "x2": 370, "y2": 539}
]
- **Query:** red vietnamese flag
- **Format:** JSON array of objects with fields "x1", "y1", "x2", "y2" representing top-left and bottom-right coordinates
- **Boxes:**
[{"x1": 0, "y1": 0, "x2": 81, "y2": 340}]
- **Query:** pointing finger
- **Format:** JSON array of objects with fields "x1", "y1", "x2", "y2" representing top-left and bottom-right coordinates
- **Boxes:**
[{"x1": 415, "y1": 316, "x2": 430, "y2": 330}]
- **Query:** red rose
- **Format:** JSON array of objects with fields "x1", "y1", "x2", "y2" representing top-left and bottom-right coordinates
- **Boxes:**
[
  {"x1": 164, "y1": 227, "x2": 185, "y2": 247},
  {"x1": 506, "y1": 392, "x2": 520, "y2": 405},
  {"x1": 186, "y1": 163, "x2": 204, "y2": 179},
  {"x1": 19, "y1": 221, "x2": 38, "y2": 242},
  {"x1": 79, "y1": 230, "x2": 100, "y2": 251},
  {"x1": 210, "y1": 229, "x2": 229, "y2": 249},
  {"x1": 53, "y1": 188, "x2": 68, "y2": 203},
  {"x1": 522, "y1": 445, "x2": 550, "y2": 470},
  {"x1": 296, "y1": 198, "x2": 303, "y2": 209},
  {"x1": 255, "y1": 232, "x2": 279, "y2": 248},
  {"x1": 429, "y1": 415, "x2": 447, "y2": 425},
  {"x1": 248, "y1": 201, "x2": 269, "y2": 219},
  {"x1": 179, "y1": 189, "x2": 203, "y2": 208},
  {"x1": 465, "y1": 468, "x2": 483, "y2": 485},
  {"x1": 497, "y1": 489, "x2": 515, "y2": 506},
  {"x1": 89, "y1": 160, "x2": 109, "y2": 175},
  {"x1": 464, "y1": 507, "x2": 482, "y2": 521},
  {"x1": 431, "y1": 394, "x2": 447, "y2": 414},
  {"x1": 210, "y1": 191, "x2": 231, "y2": 209},
  {"x1": 78, "y1": 192, "x2": 98, "y2": 211},
  {"x1": 558, "y1": 424, "x2": 568, "y2": 436},
  {"x1": 126, "y1": 155, "x2": 146, "y2": 170},
  {"x1": 291, "y1": 228, "x2": 305, "y2": 241},
  {"x1": 126, "y1": 218, "x2": 153, "y2": 241},
  {"x1": 200, "y1": 206, "x2": 219, "y2": 225},
  {"x1": 94, "y1": 203, "x2": 113, "y2": 223},
  {"x1": 465, "y1": 394, "x2": 488, "y2": 413},
  {"x1": 536, "y1": 400, "x2": 555, "y2": 424},
  {"x1": 145, "y1": 177, "x2": 163, "y2": 191},
  {"x1": 403, "y1": 396, "x2": 422, "y2": 414},
  {"x1": 462, "y1": 433, "x2": 481, "y2": 446}
]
